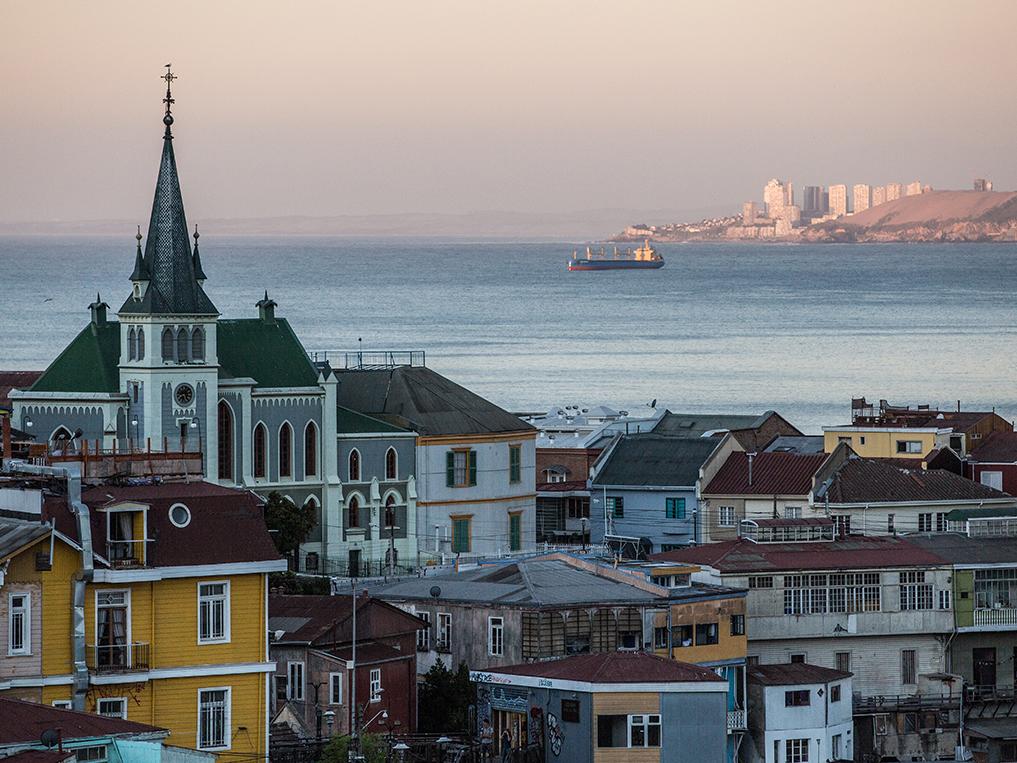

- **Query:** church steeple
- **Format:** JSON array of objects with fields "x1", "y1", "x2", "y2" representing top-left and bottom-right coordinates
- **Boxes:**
[{"x1": 121, "y1": 65, "x2": 217, "y2": 317}]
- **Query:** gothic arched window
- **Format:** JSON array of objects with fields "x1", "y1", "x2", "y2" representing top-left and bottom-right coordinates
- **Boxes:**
[
  {"x1": 304, "y1": 422, "x2": 318, "y2": 477},
  {"x1": 348, "y1": 496, "x2": 360, "y2": 528},
  {"x1": 217, "y1": 400, "x2": 233, "y2": 482},
  {"x1": 128, "y1": 327, "x2": 137, "y2": 361},
  {"x1": 384, "y1": 494, "x2": 396, "y2": 529},
  {"x1": 279, "y1": 422, "x2": 293, "y2": 478},
  {"x1": 176, "y1": 327, "x2": 190, "y2": 363},
  {"x1": 348, "y1": 449, "x2": 361, "y2": 482},
  {"x1": 191, "y1": 326, "x2": 205, "y2": 361},
  {"x1": 385, "y1": 447, "x2": 398, "y2": 481},
  {"x1": 253, "y1": 423, "x2": 267, "y2": 479},
  {"x1": 137, "y1": 328, "x2": 145, "y2": 360},
  {"x1": 162, "y1": 327, "x2": 175, "y2": 361}
]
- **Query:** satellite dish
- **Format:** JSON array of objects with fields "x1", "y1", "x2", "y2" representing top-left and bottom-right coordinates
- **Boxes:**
[
  {"x1": 429, "y1": 585, "x2": 442, "y2": 599},
  {"x1": 40, "y1": 729, "x2": 60, "y2": 749}
]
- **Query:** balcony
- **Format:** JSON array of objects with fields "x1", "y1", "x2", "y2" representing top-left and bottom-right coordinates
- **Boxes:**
[
  {"x1": 727, "y1": 709, "x2": 747, "y2": 731},
  {"x1": 106, "y1": 540, "x2": 147, "y2": 569},
  {"x1": 974, "y1": 607, "x2": 1017, "y2": 627},
  {"x1": 86, "y1": 642, "x2": 150, "y2": 674}
]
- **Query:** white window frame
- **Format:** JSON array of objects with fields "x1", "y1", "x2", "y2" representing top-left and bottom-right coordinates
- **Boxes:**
[
  {"x1": 437, "y1": 612, "x2": 452, "y2": 652},
  {"x1": 197, "y1": 580, "x2": 231, "y2": 644},
  {"x1": 287, "y1": 661, "x2": 305, "y2": 700},
  {"x1": 938, "y1": 588, "x2": 952, "y2": 610},
  {"x1": 51, "y1": 700, "x2": 72, "y2": 709},
  {"x1": 8, "y1": 592, "x2": 30, "y2": 656},
  {"x1": 785, "y1": 737, "x2": 809, "y2": 763},
  {"x1": 197, "y1": 686, "x2": 232, "y2": 751},
  {"x1": 627, "y1": 713, "x2": 661, "y2": 748},
  {"x1": 329, "y1": 672, "x2": 343, "y2": 705},
  {"x1": 901, "y1": 648, "x2": 917, "y2": 685},
  {"x1": 719, "y1": 506, "x2": 736, "y2": 527},
  {"x1": 488, "y1": 616, "x2": 504, "y2": 657},
  {"x1": 74, "y1": 746, "x2": 108, "y2": 763},
  {"x1": 416, "y1": 611, "x2": 431, "y2": 651},
  {"x1": 369, "y1": 668, "x2": 382, "y2": 702},
  {"x1": 783, "y1": 506, "x2": 802, "y2": 519},
  {"x1": 94, "y1": 589, "x2": 132, "y2": 666},
  {"x1": 981, "y1": 470, "x2": 1004, "y2": 491},
  {"x1": 97, "y1": 697, "x2": 127, "y2": 719}
]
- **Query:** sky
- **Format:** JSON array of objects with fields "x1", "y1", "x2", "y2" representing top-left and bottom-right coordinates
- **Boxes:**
[{"x1": 3, "y1": 1, "x2": 1016, "y2": 223}]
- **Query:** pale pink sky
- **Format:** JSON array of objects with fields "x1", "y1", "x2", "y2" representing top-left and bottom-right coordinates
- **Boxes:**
[{"x1": 2, "y1": 0, "x2": 1015, "y2": 222}]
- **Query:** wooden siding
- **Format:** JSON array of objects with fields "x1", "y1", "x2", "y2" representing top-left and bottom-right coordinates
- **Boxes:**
[{"x1": 521, "y1": 608, "x2": 642, "y2": 660}]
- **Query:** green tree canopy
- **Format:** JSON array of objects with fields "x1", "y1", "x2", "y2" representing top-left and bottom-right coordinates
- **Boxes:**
[
  {"x1": 418, "y1": 661, "x2": 475, "y2": 733},
  {"x1": 264, "y1": 491, "x2": 316, "y2": 563}
]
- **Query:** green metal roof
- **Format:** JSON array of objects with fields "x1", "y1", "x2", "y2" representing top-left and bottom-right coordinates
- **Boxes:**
[
  {"x1": 337, "y1": 405, "x2": 409, "y2": 434},
  {"x1": 217, "y1": 318, "x2": 319, "y2": 388},
  {"x1": 946, "y1": 506, "x2": 1017, "y2": 521},
  {"x1": 30, "y1": 321, "x2": 122, "y2": 393}
]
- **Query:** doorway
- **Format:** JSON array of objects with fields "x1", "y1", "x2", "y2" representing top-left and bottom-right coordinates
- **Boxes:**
[
  {"x1": 493, "y1": 710, "x2": 527, "y2": 755},
  {"x1": 973, "y1": 647, "x2": 997, "y2": 689}
]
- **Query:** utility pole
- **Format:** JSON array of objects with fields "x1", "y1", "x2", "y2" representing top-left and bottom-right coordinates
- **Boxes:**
[
  {"x1": 388, "y1": 513, "x2": 396, "y2": 577},
  {"x1": 349, "y1": 579, "x2": 358, "y2": 762}
]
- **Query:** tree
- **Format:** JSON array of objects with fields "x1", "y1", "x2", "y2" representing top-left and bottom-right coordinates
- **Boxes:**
[
  {"x1": 418, "y1": 661, "x2": 475, "y2": 733},
  {"x1": 264, "y1": 491, "x2": 316, "y2": 567},
  {"x1": 320, "y1": 732, "x2": 386, "y2": 763}
]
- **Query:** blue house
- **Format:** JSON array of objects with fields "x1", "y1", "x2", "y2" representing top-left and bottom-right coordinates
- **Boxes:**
[{"x1": 590, "y1": 434, "x2": 720, "y2": 555}]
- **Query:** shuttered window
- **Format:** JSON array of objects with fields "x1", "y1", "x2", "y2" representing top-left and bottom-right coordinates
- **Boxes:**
[
  {"x1": 452, "y1": 517, "x2": 471, "y2": 552},
  {"x1": 509, "y1": 445, "x2": 521, "y2": 484},
  {"x1": 509, "y1": 513, "x2": 522, "y2": 551},
  {"x1": 446, "y1": 450, "x2": 477, "y2": 487}
]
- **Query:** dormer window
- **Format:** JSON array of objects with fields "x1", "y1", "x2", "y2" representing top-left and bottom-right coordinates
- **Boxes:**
[{"x1": 105, "y1": 506, "x2": 147, "y2": 568}]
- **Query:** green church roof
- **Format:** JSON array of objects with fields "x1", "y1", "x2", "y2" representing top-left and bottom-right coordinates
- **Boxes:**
[
  {"x1": 217, "y1": 318, "x2": 320, "y2": 388},
  {"x1": 31, "y1": 321, "x2": 122, "y2": 394},
  {"x1": 337, "y1": 405, "x2": 410, "y2": 434}
]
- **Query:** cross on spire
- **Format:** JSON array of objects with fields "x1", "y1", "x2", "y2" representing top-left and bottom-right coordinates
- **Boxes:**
[{"x1": 162, "y1": 64, "x2": 177, "y2": 134}]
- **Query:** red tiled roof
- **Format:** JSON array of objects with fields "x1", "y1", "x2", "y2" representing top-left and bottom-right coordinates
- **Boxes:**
[
  {"x1": 748, "y1": 663, "x2": 852, "y2": 686},
  {"x1": 0, "y1": 697, "x2": 165, "y2": 744},
  {"x1": 971, "y1": 431, "x2": 1017, "y2": 463},
  {"x1": 44, "y1": 481, "x2": 282, "y2": 567},
  {"x1": 704, "y1": 452, "x2": 827, "y2": 496},
  {"x1": 821, "y1": 458, "x2": 1011, "y2": 503},
  {"x1": 0, "y1": 371, "x2": 42, "y2": 412},
  {"x1": 536, "y1": 480, "x2": 588, "y2": 493},
  {"x1": 650, "y1": 535, "x2": 947, "y2": 573},
  {"x1": 490, "y1": 651, "x2": 725, "y2": 684}
]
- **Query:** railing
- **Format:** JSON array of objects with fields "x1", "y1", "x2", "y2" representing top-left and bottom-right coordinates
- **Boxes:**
[
  {"x1": 308, "y1": 350, "x2": 426, "y2": 369},
  {"x1": 974, "y1": 607, "x2": 1017, "y2": 626},
  {"x1": 853, "y1": 692, "x2": 959, "y2": 713},
  {"x1": 727, "y1": 709, "x2": 747, "y2": 730},
  {"x1": 106, "y1": 540, "x2": 146, "y2": 569},
  {"x1": 86, "y1": 642, "x2": 150, "y2": 674}
]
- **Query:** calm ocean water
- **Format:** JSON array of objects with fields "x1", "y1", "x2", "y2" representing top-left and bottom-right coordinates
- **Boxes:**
[{"x1": 2, "y1": 236, "x2": 1015, "y2": 433}]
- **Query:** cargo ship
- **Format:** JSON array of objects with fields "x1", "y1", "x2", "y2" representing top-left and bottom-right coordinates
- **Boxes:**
[{"x1": 567, "y1": 240, "x2": 665, "y2": 271}]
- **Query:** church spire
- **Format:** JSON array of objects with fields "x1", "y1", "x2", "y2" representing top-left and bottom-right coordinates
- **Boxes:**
[
  {"x1": 121, "y1": 66, "x2": 217, "y2": 316},
  {"x1": 192, "y1": 224, "x2": 207, "y2": 283}
]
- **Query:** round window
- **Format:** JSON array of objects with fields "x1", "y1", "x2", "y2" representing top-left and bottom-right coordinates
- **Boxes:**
[
  {"x1": 169, "y1": 503, "x2": 191, "y2": 528},
  {"x1": 174, "y1": 384, "x2": 195, "y2": 407}
]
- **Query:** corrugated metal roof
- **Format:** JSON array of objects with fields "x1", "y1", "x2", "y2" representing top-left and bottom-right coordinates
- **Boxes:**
[
  {"x1": 592, "y1": 434, "x2": 719, "y2": 487},
  {"x1": 970, "y1": 431, "x2": 1017, "y2": 463},
  {"x1": 748, "y1": 663, "x2": 852, "y2": 686},
  {"x1": 0, "y1": 520, "x2": 50, "y2": 562},
  {"x1": 490, "y1": 651, "x2": 725, "y2": 684},
  {"x1": 653, "y1": 411, "x2": 766, "y2": 435},
  {"x1": 704, "y1": 452, "x2": 827, "y2": 496},
  {"x1": 820, "y1": 458, "x2": 1012, "y2": 503},
  {"x1": 906, "y1": 534, "x2": 1017, "y2": 565}
]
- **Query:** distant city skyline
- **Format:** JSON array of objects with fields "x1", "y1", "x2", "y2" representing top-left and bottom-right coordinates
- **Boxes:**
[{"x1": 2, "y1": 1, "x2": 1015, "y2": 225}]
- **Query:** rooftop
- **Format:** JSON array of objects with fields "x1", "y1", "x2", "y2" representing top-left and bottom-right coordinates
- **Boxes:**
[
  {"x1": 906, "y1": 534, "x2": 1017, "y2": 565},
  {"x1": 0, "y1": 371, "x2": 43, "y2": 412},
  {"x1": 0, "y1": 697, "x2": 165, "y2": 745},
  {"x1": 652, "y1": 535, "x2": 947, "y2": 573},
  {"x1": 269, "y1": 593, "x2": 422, "y2": 645},
  {"x1": 704, "y1": 451, "x2": 828, "y2": 496},
  {"x1": 970, "y1": 430, "x2": 1017, "y2": 463},
  {"x1": 764, "y1": 436, "x2": 825, "y2": 454},
  {"x1": 817, "y1": 457, "x2": 1013, "y2": 504},
  {"x1": 592, "y1": 434, "x2": 719, "y2": 488},
  {"x1": 747, "y1": 663, "x2": 852, "y2": 686},
  {"x1": 485, "y1": 651, "x2": 726, "y2": 685},
  {"x1": 652, "y1": 411, "x2": 769, "y2": 436}
]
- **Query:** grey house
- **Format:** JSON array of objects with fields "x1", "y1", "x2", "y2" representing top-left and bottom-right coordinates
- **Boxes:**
[{"x1": 590, "y1": 434, "x2": 720, "y2": 555}]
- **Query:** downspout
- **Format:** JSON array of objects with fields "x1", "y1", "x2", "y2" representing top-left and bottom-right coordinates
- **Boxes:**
[{"x1": 7, "y1": 462, "x2": 93, "y2": 711}]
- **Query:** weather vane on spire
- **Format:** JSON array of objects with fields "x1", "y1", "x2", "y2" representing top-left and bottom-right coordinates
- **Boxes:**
[{"x1": 161, "y1": 64, "x2": 177, "y2": 132}]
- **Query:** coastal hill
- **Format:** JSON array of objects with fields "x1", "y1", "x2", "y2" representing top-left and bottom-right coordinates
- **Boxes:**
[{"x1": 801, "y1": 190, "x2": 1017, "y2": 243}]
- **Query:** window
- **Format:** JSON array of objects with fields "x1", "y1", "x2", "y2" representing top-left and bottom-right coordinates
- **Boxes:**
[
  {"x1": 128, "y1": 327, "x2": 137, "y2": 361},
  {"x1": 748, "y1": 576, "x2": 773, "y2": 588},
  {"x1": 783, "y1": 572, "x2": 882, "y2": 615},
  {"x1": 97, "y1": 698, "x2": 127, "y2": 719},
  {"x1": 304, "y1": 422, "x2": 318, "y2": 477},
  {"x1": 784, "y1": 506, "x2": 802, "y2": 519},
  {"x1": 416, "y1": 611, "x2": 431, "y2": 651},
  {"x1": 75, "y1": 746, "x2": 108, "y2": 763},
  {"x1": 903, "y1": 712, "x2": 919, "y2": 733},
  {"x1": 665, "y1": 497, "x2": 686, "y2": 519},
  {"x1": 790, "y1": 653, "x2": 806, "y2": 663},
  {"x1": 654, "y1": 627, "x2": 669, "y2": 649},
  {"x1": 8, "y1": 593, "x2": 29, "y2": 655},
  {"x1": 938, "y1": 589, "x2": 952, "y2": 610},
  {"x1": 95, "y1": 590, "x2": 129, "y2": 670},
  {"x1": 348, "y1": 449, "x2": 361, "y2": 481},
  {"x1": 278, "y1": 422, "x2": 293, "y2": 478},
  {"x1": 509, "y1": 513, "x2": 522, "y2": 552},
  {"x1": 437, "y1": 612, "x2": 452, "y2": 652},
  {"x1": 488, "y1": 617, "x2": 504, "y2": 656},
  {"x1": 887, "y1": 514, "x2": 895, "y2": 533},
  {"x1": 452, "y1": 517, "x2": 471, "y2": 553},
  {"x1": 369, "y1": 668, "x2": 382, "y2": 702},
  {"x1": 746, "y1": 655, "x2": 759, "y2": 665},
  {"x1": 191, "y1": 327, "x2": 205, "y2": 360},
  {"x1": 628, "y1": 715, "x2": 661, "y2": 748},
  {"x1": 198, "y1": 581, "x2": 230, "y2": 643},
  {"x1": 606, "y1": 496, "x2": 624, "y2": 518},
  {"x1": 446, "y1": 449, "x2": 477, "y2": 487},
  {"x1": 901, "y1": 649, "x2": 917, "y2": 684},
  {"x1": 936, "y1": 512, "x2": 948, "y2": 532},
  {"x1": 597, "y1": 715, "x2": 626, "y2": 747},
  {"x1": 561, "y1": 699, "x2": 580, "y2": 723},
  {"x1": 695, "y1": 622, "x2": 718, "y2": 646},
  {"x1": 832, "y1": 515, "x2": 851, "y2": 536},
  {"x1": 385, "y1": 447, "x2": 398, "y2": 480},
  {"x1": 899, "y1": 571, "x2": 933, "y2": 611},
  {"x1": 832, "y1": 734, "x2": 842, "y2": 759},
  {"x1": 136, "y1": 328, "x2": 145, "y2": 360},
  {"x1": 169, "y1": 502, "x2": 191, "y2": 528},
  {"x1": 785, "y1": 690, "x2": 810, "y2": 707},
  {"x1": 785, "y1": 738, "x2": 809, "y2": 763},
  {"x1": 161, "y1": 327, "x2": 175, "y2": 361},
  {"x1": 287, "y1": 661, "x2": 304, "y2": 700},
  {"x1": 253, "y1": 424, "x2": 267, "y2": 479},
  {"x1": 217, "y1": 400, "x2": 233, "y2": 481},
  {"x1": 51, "y1": 700, "x2": 73, "y2": 710},
  {"x1": 198, "y1": 688, "x2": 230, "y2": 750},
  {"x1": 509, "y1": 444, "x2": 521, "y2": 484},
  {"x1": 835, "y1": 651, "x2": 851, "y2": 672},
  {"x1": 918, "y1": 513, "x2": 933, "y2": 532},
  {"x1": 176, "y1": 327, "x2": 190, "y2": 362},
  {"x1": 896, "y1": 440, "x2": 923, "y2": 454},
  {"x1": 730, "y1": 614, "x2": 745, "y2": 636},
  {"x1": 348, "y1": 496, "x2": 360, "y2": 529},
  {"x1": 719, "y1": 506, "x2": 736, "y2": 527},
  {"x1": 329, "y1": 672, "x2": 342, "y2": 705},
  {"x1": 981, "y1": 470, "x2": 1004, "y2": 491},
  {"x1": 830, "y1": 683, "x2": 842, "y2": 702},
  {"x1": 384, "y1": 495, "x2": 396, "y2": 529}
]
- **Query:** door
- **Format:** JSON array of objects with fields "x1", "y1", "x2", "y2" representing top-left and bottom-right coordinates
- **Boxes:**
[
  {"x1": 973, "y1": 647, "x2": 997, "y2": 689},
  {"x1": 493, "y1": 710, "x2": 527, "y2": 755},
  {"x1": 348, "y1": 549, "x2": 361, "y2": 578}
]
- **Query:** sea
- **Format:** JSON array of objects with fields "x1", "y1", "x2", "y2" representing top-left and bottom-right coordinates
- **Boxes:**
[{"x1": 2, "y1": 236, "x2": 1016, "y2": 433}]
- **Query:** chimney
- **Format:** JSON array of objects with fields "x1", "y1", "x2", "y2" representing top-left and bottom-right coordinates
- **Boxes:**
[
  {"x1": 747, "y1": 452, "x2": 756, "y2": 486},
  {"x1": 1, "y1": 413, "x2": 10, "y2": 460},
  {"x1": 88, "y1": 293, "x2": 108, "y2": 328},
  {"x1": 256, "y1": 291, "x2": 277, "y2": 325}
]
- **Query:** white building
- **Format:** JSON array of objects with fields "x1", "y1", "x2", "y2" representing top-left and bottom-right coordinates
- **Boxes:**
[{"x1": 745, "y1": 663, "x2": 853, "y2": 763}]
